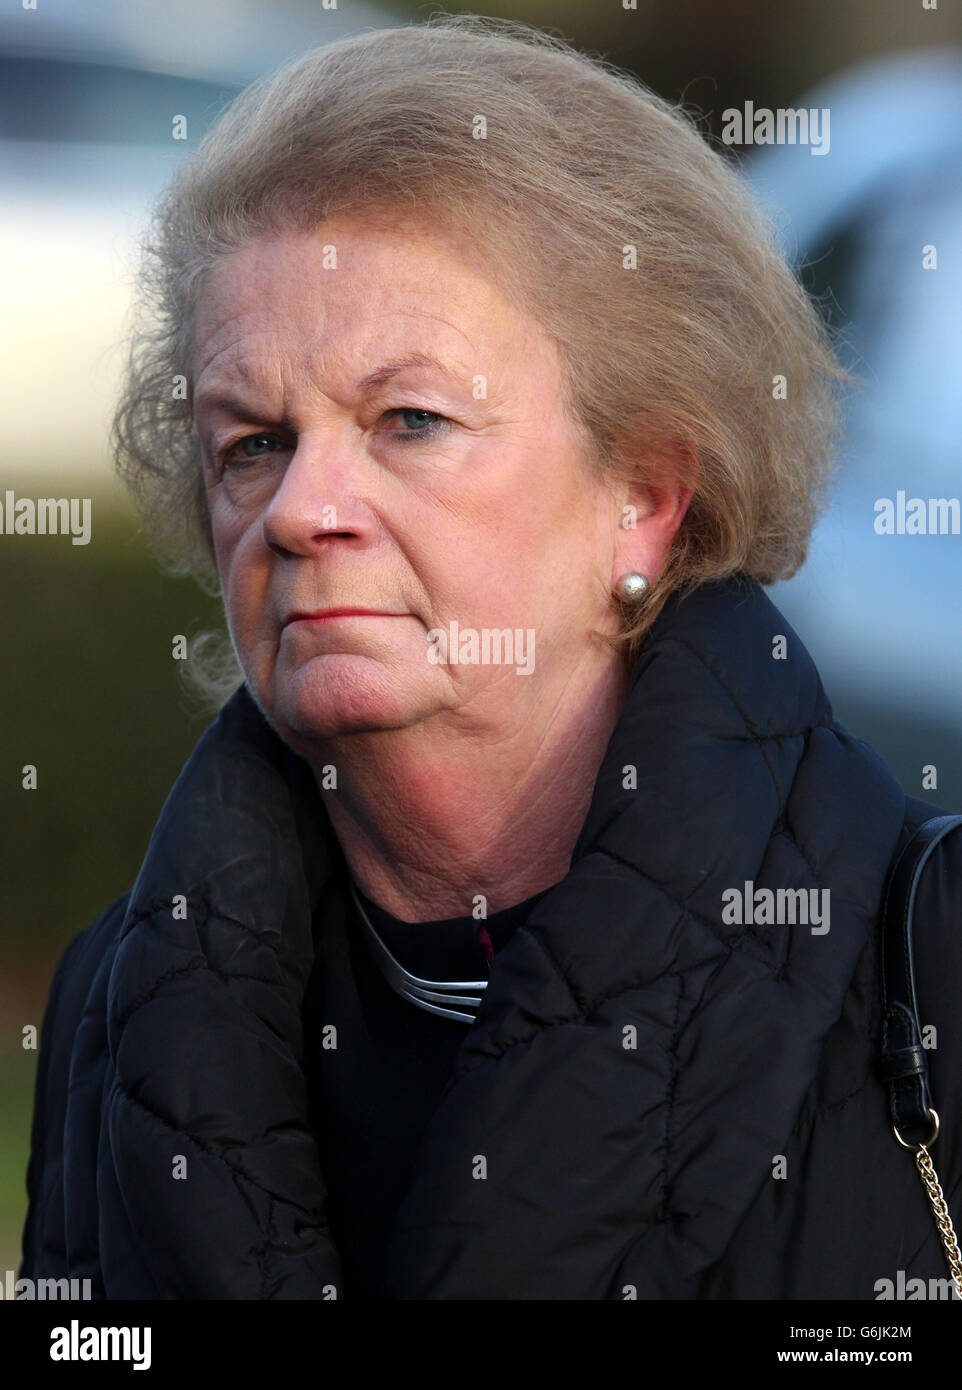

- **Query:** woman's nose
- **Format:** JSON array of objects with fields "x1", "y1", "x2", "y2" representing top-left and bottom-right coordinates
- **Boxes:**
[{"x1": 260, "y1": 433, "x2": 374, "y2": 558}]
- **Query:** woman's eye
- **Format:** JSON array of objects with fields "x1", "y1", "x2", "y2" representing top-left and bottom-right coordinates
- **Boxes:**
[
  {"x1": 384, "y1": 408, "x2": 450, "y2": 443},
  {"x1": 219, "y1": 433, "x2": 284, "y2": 470},
  {"x1": 215, "y1": 412, "x2": 450, "y2": 472}
]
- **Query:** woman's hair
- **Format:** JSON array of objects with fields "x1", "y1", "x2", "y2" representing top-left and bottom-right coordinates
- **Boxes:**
[{"x1": 112, "y1": 12, "x2": 849, "y2": 705}]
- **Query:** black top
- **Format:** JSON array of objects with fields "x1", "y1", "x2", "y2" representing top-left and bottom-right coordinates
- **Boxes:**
[{"x1": 303, "y1": 875, "x2": 551, "y2": 1300}]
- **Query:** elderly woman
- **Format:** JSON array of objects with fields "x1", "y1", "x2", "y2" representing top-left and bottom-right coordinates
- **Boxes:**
[{"x1": 19, "y1": 16, "x2": 962, "y2": 1302}]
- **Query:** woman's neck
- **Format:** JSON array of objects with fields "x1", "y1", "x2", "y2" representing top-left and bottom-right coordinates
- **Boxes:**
[{"x1": 310, "y1": 650, "x2": 629, "y2": 922}]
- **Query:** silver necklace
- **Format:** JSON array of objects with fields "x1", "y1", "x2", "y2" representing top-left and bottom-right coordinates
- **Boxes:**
[{"x1": 349, "y1": 882, "x2": 489, "y2": 1025}]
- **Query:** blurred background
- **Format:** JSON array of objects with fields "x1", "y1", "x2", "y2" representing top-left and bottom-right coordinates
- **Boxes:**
[{"x1": 2, "y1": 0, "x2": 960, "y2": 1275}]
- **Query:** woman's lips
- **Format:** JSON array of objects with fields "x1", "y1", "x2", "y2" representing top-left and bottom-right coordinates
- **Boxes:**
[{"x1": 284, "y1": 608, "x2": 408, "y2": 624}]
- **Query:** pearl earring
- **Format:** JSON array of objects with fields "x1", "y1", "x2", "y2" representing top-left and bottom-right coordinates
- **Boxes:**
[{"x1": 615, "y1": 572, "x2": 649, "y2": 602}]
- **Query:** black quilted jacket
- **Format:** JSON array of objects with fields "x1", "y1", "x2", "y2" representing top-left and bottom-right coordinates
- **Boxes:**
[{"x1": 18, "y1": 574, "x2": 962, "y2": 1298}]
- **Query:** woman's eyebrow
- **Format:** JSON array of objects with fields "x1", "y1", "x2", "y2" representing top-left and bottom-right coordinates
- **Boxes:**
[
  {"x1": 194, "y1": 392, "x2": 261, "y2": 421},
  {"x1": 195, "y1": 353, "x2": 458, "y2": 418},
  {"x1": 354, "y1": 354, "x2": 456, "y2": 393}
]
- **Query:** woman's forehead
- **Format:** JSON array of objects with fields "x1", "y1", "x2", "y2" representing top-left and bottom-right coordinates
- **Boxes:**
[
  {"x1": 190, "y1": 223, "x2": 554, "y2": 399},
  {"x1": 198, "y1": 217, "x2": 498, "y2": 303}
]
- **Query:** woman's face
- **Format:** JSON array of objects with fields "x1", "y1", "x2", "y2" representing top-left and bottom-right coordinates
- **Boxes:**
[{"x1": 192, "y1": 215, "x2": 640, "y2": 751}]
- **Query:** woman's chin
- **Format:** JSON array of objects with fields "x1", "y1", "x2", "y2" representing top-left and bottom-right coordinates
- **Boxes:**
[{"x1": 271, "y1": 653, "x2": 431, "y2": 740}]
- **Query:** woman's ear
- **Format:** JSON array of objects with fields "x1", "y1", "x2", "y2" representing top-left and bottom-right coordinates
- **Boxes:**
[{"x1": 611, "y1": 440, "x2": 696, "y2": 587}]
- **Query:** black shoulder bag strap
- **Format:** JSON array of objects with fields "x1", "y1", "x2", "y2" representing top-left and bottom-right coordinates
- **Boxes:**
[{"x1": 878, "y1": 812, "x2": 962, "y2": 1296}]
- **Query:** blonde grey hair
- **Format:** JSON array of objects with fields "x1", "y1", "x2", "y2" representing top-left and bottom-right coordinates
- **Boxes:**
[{"x1": 112, "y1": 13, "x2": 849, "y2": 705}]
